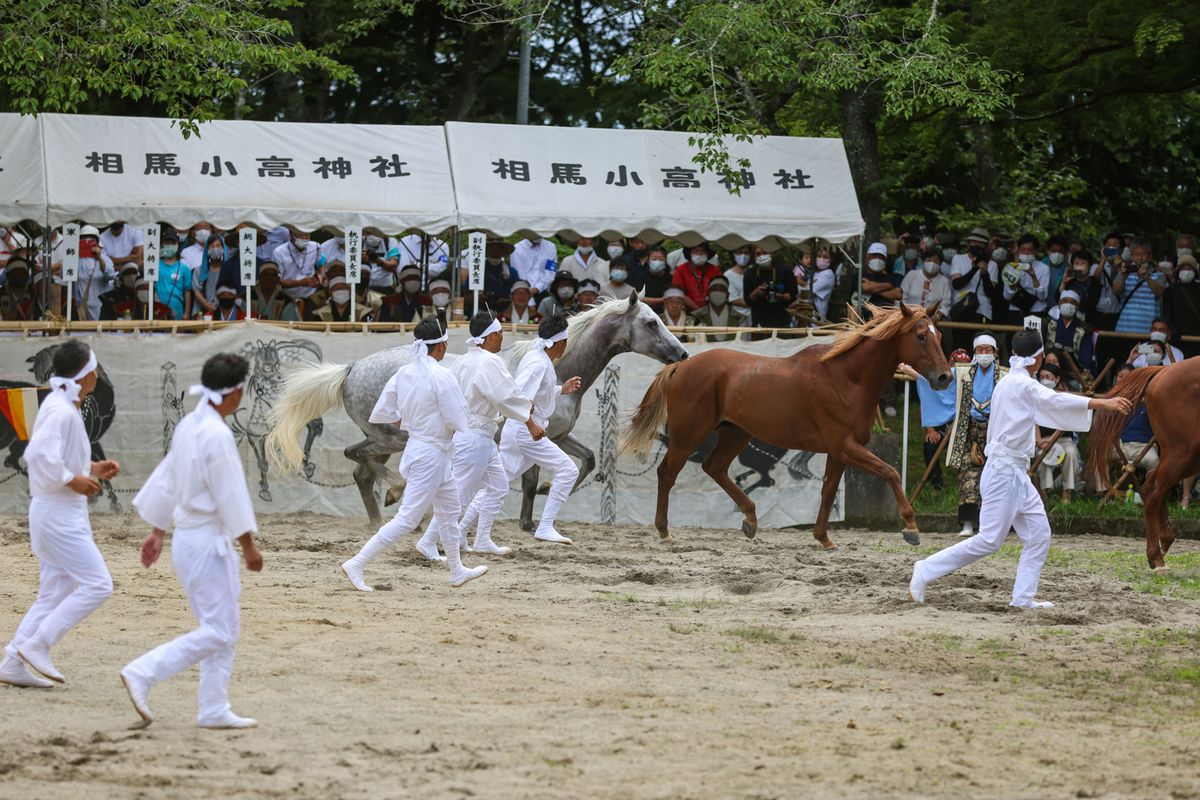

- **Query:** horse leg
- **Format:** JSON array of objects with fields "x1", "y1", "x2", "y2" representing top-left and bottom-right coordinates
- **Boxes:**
[
  {"x1": 1141, "y1": 451, "x2": 1199, "y2": 568},
  {"x1": 557, "y1": 434, "x2": 595, "y2": 494},
  {"x1": 519, "y1": 466, "x2": 540, "y2": 532},
  {"x1": 251, "y1": 436, "x2": 272, "y2": 502},
  {"x1": 301, "y1": 418, "x2": 324, "y2": 478},
  {"x1": 700, "y1": 425, "x2": 757, "y2": 538},
  {"x1": 345, "y1": 439, "x2": 403, "y2": 527},
  {"x1": 655, "y1": 427, "x2": 713, "y2": 541},
  {"x1": 840, "y1": 436, "x2": 920, "y2": 545},
  {"x1": 812, "y1": 455, "x2": 845, "y2": 550}
]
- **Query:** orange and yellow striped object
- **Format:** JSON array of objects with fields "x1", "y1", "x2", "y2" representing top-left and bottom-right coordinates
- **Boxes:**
[{"x1": 0, "y1": 387, "x2": 48, "y2": 441}]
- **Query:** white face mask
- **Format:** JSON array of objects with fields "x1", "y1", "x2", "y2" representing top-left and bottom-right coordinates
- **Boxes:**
[
  {"x1": 734, "y1": 254, "x2": 750, "y2": 267},
  {"x1": 1179, "y1": 269, "x2": 1196, "y2": 284},
  {"x1": 1146, "y1": 353, "x2": 1164, "y2": 365},
  {"x1": 922, "y1": 261, "x2": 940, "y2": 276},
  {"x1": 193, "y1": 229, "x2": 212, "y2": 244},
  {"x1": 577, "y1": 245, "x2": 593, "y2": 256},
  {"x1": 293, "y1": 237, "x2": 310, "y2": 249},
  {"x1": 709, "y1": 291, "x2": 727, "y2": 305},
  {"x1": 1150, "y1": 330, "x2": 1167, "y2": 343},
  {"x1": 161, "y1": 244, "x2": 178, "y2": 258},
  {"x1": 332, "y1": 290, "x2": 350, "y2": 304},
  {"x1": 816, "y1": 257, "x2": 831, "y2": 270},
  {"x1": 691, "y1": 254, "x2": 709, "y2": 266},
  {"x1": 1039, "y1": 378, "x2": 1058, "y2": 389},
  {"x1": 609, "y1": 269, "x2": 628, "y2": 283},
  {"x1": 649, "y1": 259, "x2": 666, "y2": 273},
  {"x1": 1048, "y1": 252, "x2": 1064, "y2": 265},
  {"x1": 1122, "y1": 246, "x2": 1133, "y2": 261},
  {"x1": 1178, "y1": 248, "x2": 1194, "y2": 258},
  {"x1": 942, "y1": 248, "x2": 958, "y2": 260},
  {"x1": 754, "y1": 254, "x2": 771, "y2": 268},
  {"x1": 402, "y1": 279, "x2": 420, "y2": 293},
  {"x1": 867, "y1": 258, "x2": 886, "y2": 272},
  {"x1": 1018, "y1": 253, "x2": 1035, "y2": 264},
  {"x1": 207, "y1": 247, "x2": 224, "y2": 262},
  {"x1": 1060, "y1": 303, "x2": 1077, "y2": 318},
  {"x1": 137, "y1": 290, "x2": 150, "y2": 304},
  {"x1": 557, "y1": 287, "x2": 575, "y2": 300},
  {"x1": 974, "y1": 353, "x2": 994, "y2": 368},
  {"x1": 432, "y1": 293, "x2": 450, "y2": 308},
  {"x1": 607, "y1": 245, "x2": 624, "y2": 259},
  {"x1": 991, "y1": 247, "x2": 1008, "y2": 263}
]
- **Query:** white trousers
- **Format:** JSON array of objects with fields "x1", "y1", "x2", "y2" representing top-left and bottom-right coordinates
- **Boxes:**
[
  {"x1": 920, "y1": 461, "x2": 1051, "y2": 606},
  {"x1": 470, "y1": 421, "x2": 579, "y2": 537},
  {"x1": 124, "y1": 528, "x2": 241, "y2": 723},
  {"x1": 450, "y1": 430, "x2": 508, "y2": 543},
  {"x1": 1038, "y1": 438, "x2": 1080, "y2": 491},
  {"x1": 354, "y1": 440, "x2": 461, "y2": 564},
  {"x1": 5, "y1": 497, "x2": 112, "y2": 659}
]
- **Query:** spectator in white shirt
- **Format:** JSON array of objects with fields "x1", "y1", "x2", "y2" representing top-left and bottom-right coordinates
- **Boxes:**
[
  {"x1": 900, "y1": 249, "x2": 952, "y2": 317},
  {"x1": 809, "y1": 247, "x2": 837, "y2": 320},
  {"x1": 319, "y1": 234, "x2": 346, "y2": 266},
  {"x1": 181, "y1": 222, "x2": 215, "y2": 273},
  {"x1": 999, "y1": 233, "x2": 1050, "y2": 321},
  {"x1": 510, "y1": 233, "x2": 560, "y2": 295},
  {"x1": 394, "y1": 233, "x2": 451, "y2": 280},
  {"x1": 724, "y1": 246, "x2": 753, "y2": 322},
  {"x1": 98, "y1": 221, "x2": 144, "y2": 271},
  {"x1": 273, "y1": 230, "x2": 326, "y2": 301},
  {"x1": 560, "y1": 237, "x2": 609, "y2": 284},
  {"x1": 72, "y1": 225, "x2": 116, "y2": 321}
]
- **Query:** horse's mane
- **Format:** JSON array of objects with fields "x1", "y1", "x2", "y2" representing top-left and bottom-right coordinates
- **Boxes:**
[
  {"x1": 506, "y1": 297, "x2": 631, "y2": 368},
  {"x1": 819, "y1": 303, "x2": 929, "y2": 362}
]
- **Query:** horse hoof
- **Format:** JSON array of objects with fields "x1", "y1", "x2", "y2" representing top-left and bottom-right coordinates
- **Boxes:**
[
  {"x1": 741, "y1": 520, "x2": 757, "y2": 539},
  {"x1": 520, "y1": 520, "x2": 536, "y2": 533},
  {"x1": 1151, "y1": 565, "x2": 1171, "y2": 574},
  {"x1": 384, "y1": 489, "x2": 400, "y2": 507},
  {"x1": 659, "y1": 533, "x2": 673, "y2": 543},
  {"x1": 902, "y1": 531, "x2": 920, "y2": 546},
  {"x1": 536, "y1": 482, "x2": 552, "y2": 496},
  {"x1": 303, "y1": 464, "x2": 316, "y2": 479},
  {"x1": 259, "y1": 490, "x2": 272, "y2": 502},
  {"x1": 820, "y1": 540, "x2": 838, "y2": 551}
]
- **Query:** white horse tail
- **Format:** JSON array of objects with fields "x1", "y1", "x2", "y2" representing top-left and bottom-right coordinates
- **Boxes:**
[{"x1": 267, "y1": 361, "x2": 352, "y2": 475}]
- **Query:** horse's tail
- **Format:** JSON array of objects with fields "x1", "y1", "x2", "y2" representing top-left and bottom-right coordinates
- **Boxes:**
[
  {"x1": 620, "y1": 362, "x2": 681, "y2": 458},
  {"x1": 266, "y1": 361, "x2": 352, "y2": 475},
  {"x1": 1084, "y1": 365, "x2": 1163, "y2": 490}
]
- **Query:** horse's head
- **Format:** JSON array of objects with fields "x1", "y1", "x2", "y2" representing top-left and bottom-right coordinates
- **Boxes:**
[
  {"x1": 895, "y1": 302, "x2": 953, "y2": 390},
  {"x1": 612, "y1": 291, "x2": 689, "y2": 364}
]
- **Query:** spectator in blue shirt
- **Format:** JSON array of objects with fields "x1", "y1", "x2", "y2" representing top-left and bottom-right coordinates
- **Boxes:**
[
  {"x1": 1114, "y1": 239, "x2": 1167, "y2": 334},
  {"x1": 1113, "y1": 365, "x2": 1159, "y2": 474},
  {"x1": 899, "y1": 350, "x2": 963, "y2": 491}
]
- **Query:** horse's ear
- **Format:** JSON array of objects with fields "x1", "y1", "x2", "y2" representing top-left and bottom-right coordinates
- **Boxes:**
[
  {"x1": 628, "y1": 289, "x2": 640, "y2": 310},
  {"x1": 926, "y1": 301, "x2": 941, "y2": 320},
  {"x1": 899, "y1": 302, "x2": 912, "y2": 318}
]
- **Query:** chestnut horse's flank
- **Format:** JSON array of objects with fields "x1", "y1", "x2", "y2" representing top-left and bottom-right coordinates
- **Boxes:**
[
  {"x1": 621, "y1": 303, "x2": 954, "y2": 547},
  {"x1": 1085, "y1": 358, "x2": 1200, "y2": 570}
]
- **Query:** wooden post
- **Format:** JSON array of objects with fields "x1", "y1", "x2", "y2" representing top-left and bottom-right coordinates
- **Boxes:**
[{"x1": 907, "y1": 428, "x2": 953, "y2": 505}]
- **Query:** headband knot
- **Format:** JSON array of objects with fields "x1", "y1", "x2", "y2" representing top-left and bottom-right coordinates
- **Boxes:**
[
  {"x1": 1010, "y1": 347, "x2": 1044, "y2": 370},
  {"x1": 466, "y1": 318, "x2": 502, "y2": 346},
  {"x1": 47, "y1": 350, "x2": 98, "y2": 402},
  {"x1": 188, "y1": 381, "x2": 245, "y2": 407},
  {"x1": 533, "y1": 329, "x2": 569, "y2": 351}
]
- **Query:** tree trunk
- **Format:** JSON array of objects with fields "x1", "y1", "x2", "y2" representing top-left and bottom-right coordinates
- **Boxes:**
[{"x1": 839, "y1": 87, "x2": 883, "y2": 242}]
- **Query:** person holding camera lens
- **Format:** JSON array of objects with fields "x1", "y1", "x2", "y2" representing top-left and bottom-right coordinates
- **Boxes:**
[
  {"x1": 1113, "y1": 239, "x2": 1167, "y2": 335},
  {"x1": 744, "y1": 245, "x2": 797, "y2": 334}
]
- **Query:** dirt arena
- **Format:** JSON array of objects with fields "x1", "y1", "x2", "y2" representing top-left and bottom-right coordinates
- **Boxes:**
[{"x1": 1, "y1": 513, "x2": 1198, "y2": 799}]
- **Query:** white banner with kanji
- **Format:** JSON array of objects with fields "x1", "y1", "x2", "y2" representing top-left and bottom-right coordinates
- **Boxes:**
[{"x1": 0, "y1": 114, "x2": 47, "y2": 224}]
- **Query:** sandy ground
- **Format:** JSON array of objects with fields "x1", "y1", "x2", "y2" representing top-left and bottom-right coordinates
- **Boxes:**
[{"x1": 0, "y1": 513, "x2": 1198, "y2": 800}]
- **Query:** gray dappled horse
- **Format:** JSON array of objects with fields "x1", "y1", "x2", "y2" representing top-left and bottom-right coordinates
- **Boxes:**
[{"x1": 267, "y1": 292, "x2": 688, "y2": 526}]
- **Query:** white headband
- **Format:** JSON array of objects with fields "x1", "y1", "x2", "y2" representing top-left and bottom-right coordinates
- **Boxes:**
[
  {"x1": 466, "y1": 318, "x2": 502, "y2": 346},
  {"x1": 48, "y1": 350, "x2": 98, "y2": 402},
  {"x1": 410, "y1": 330, "x2": 450, "y2": 368},
  {"x1": 1010, "y1": 347, "x2": 1044, "y2": 370},
  {"x1": 189, "y1": 380, "x2": 245, "y2": 407},
  {"x1": 973, "y1": 334, "x2": 997, "y2": 350},
  {"x1": 533, "y1": 329, "x2": 570, "y2": 351}
]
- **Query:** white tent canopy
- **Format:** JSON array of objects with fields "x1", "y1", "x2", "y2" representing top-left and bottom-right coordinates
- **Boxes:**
[
  {"x1": 445, "y1": 121, "x2": 865, "y2": 247},
  {"x1": 0, "y1": 115, "x2": 48, "y2": 225},
  {"x1": 38, "y1": 114, "x2": 457, "y2": 234}
]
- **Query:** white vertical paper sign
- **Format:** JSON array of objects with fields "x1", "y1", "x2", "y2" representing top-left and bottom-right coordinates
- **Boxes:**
[
  {"x1": 345, "y1": 226, "x2": 363, "y2": 283},
  {"x1": 239, "y1": 227, "x2": 258, "y2": 286},
  {"x1": 143, "y1": 224, "x2": 160, "y2": 280},
  {"x1": 61, "y1": 223, "x2": 80, "y2": 283},
  {"x1": 467, "y1": 232, "x2": 486, "y2": 290}
]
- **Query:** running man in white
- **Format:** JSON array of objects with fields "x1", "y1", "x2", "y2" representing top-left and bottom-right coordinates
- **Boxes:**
[
  {"x1": 417, "y1": 312, "x2": 545, "y2": 558},
  {"x1": 462, "y1": 314, "x2": 583, "y2": 545},
  {"x1": 2, "y1": 340, "x2": 118, "y2": 688},
  {"x1": 341, "y1": 318, "x2": 489, "y2": 590},
  {"x1": 909, "y1": 329, "x2": 1132, "y2": 608},
  {"x1": 120, "y1": 353, "x2": 262, "y2": 729}
]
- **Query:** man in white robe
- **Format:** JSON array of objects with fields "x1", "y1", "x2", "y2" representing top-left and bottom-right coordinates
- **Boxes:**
[
  {"x1": 417, "y1": 313, "x2": 544, "y2": 558},
  {"x1": 909, "y1": 329, "x2": 1132, "y2": 608},
  {"x1": 461, "y1": 314, "x2": 583, "y2": 545},
  {"x1": 340, "y1": 318, "x2": 489, "y2": 591},
  {"x1": 2, "y1": 341, "x2": 118, "y2": 688},
  {"x1": 120, "y1": 353, "x2": 262, "y2": 729}
]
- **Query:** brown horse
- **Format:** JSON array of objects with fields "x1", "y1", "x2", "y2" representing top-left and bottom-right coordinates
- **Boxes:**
[
  {"x1": 620, "y1": 302, "x2": 953, "y2": 547},
  {"x1": 1085, "y1": 357, "x2": 1200, "y2": 570}
]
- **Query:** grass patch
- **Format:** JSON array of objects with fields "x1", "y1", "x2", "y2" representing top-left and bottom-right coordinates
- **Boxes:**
[
  {"x1": 726, "y1": 626, "x2": 785, "y2": 644},
  {"x1": 593, "y1": 591, "x2": 640, "y2": 604}
]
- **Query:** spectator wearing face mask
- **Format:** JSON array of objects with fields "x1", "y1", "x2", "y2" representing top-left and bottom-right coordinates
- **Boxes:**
[
  {"x1": 998, "y1": 233, "x2": 1050, "y2": 323},
  {"x1": 510, "y1": 233, "x2": 559, "y2": 295},
  {"x1": 948, "y1": 228, "x2": 997, "y2": 349},
  {"x1": 1129, "y1": 320, "x2": 1184, "y2": 367},
  {"x1": 578, "y1": 278, "x2": 602, "y2": 307},
  {"x1": 1042, "y1": 235, "x2": 1069, "y2": 303},
  {"x1": 671, "y1": 243, "x2": 722, "y2": 311},
  {"x1": 744, "y1": 246, "x2": 798, "y2": 330},
  {"x1": 863, "y1": 241, "x2": 902, "y2": 310},
  {"x1": 634, "y1": 247, "x2": 673, "y2": 311},
  {"x1": 376, "y1": 266, "x2": 431, "y2": 323},
  {"x1": 1032, "y1": 363, "x2": 1081, "y2": 503},
  {"x1": 312, "y1": 276, "x2": 371, "y2": 322},
  {"x1": 691, "y1": 276, "x2": 742, "y2": 342},
  {"x1": 892, "y1": 233, "x2": 920, "y2": 275},
  {"x1": 99, "y1": 220, "x2": 144, "y2": 274},
  {"x1": 360, "y1": 233, "x2": 400, "y2": 292},
  {"x1": 1045, "y1": 289, "x2": 1097, "y2": 377},
  {"x1": 212, "y1": 284, "x2": 247, "y2": 321},
  {"x1": 560, "y1": 236, "x2": 609, "y2": 284},
  {"x1": 251, "y1": 262, "x2": 299, "y2": 322},
  {"x1": 319, "y1": 233, "x2": 346, "y2": 265},
  {"x1": 427, "y1": 279, "x2": 453, "y2": 323},
  {"x1": 461, "y1": 239, "x2": 518, "y2": 315},
  {"x1": 946, "y1": 333, "x2": 1004, "y2": 537},
  {"x1": 900, "y1": 247, "x2": 952, "y2": 318},
  {"x1": 273, "y1": 228, "x2": 327, "y2": 306},
  {"x1": 497, "y1": 280, "x2": 541, "y2": 325},
  {"x1": 62, "y1": 225, "x2": 116, "y2": 321},
  {"x1": 193, "y1": 234, "x2": 239, "y2": 317},
  {"x1": 614, "y1": 236, "x2": 652, "y2": 288},
  {"x1": 181, "y1": 222, "x2": 215, "y2": 274},
  {"x1": 1114, "y1": 239, "x2": 1166, "y2": 334},
  {"x1": 154, "y1": 228, "x2": 192, "y2": 321},
  {"x1": 1163, "y1": 254, "x2": 1200, "y2": 358},
  {"x1": 599, "y1": 258, "x2": 632, "y2": 301},
  {"x1": 934, "y1": 232, "x2": 959, "y2": 274},
  {"x1": 1057, "y1": 250, "x2": 1101, "y2": 321},
  {"x1": 0, "y1": 258, "x2": 35, "y2": 321},
  {"x1": 99, "y1": 263, "x2": 140, "y2": 319},
  {"x1": 809, "y1": 247, "x2": 837, "y2": 321},
  {"x1": 538, "y1": 272, "x2": 579, "y2": 317},
  {"x1": 1112, "y1": 368, "x2": 1159, "y2": 475}
]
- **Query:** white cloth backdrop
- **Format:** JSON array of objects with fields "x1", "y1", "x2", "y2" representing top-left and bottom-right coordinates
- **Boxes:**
[
  {"x1": 445, "y1": 121, "x2": 865, "y2": 247},
  {"x1": 38, "y1": 114, "x2": 457, "y2": 234},
  {"x1": 0, "y1": 114, "x2": 48, "y2": 224},
  {"x1": 0, "y1": 327, "x2": 842, "y2": 529}
]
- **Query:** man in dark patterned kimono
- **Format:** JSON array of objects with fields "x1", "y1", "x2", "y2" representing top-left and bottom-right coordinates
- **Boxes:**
[{"x1": 945, "y1": 333, "x2": 1007, "y2": 536}]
